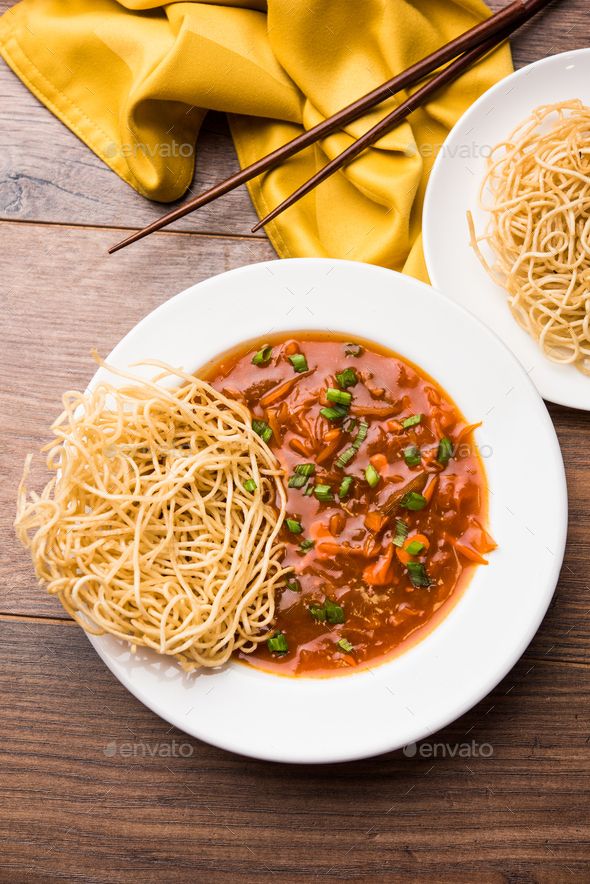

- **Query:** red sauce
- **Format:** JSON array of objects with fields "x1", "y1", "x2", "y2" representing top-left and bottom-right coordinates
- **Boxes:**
[{"x1": 200, "y1": 332, "x2": 495, "y2": 677}]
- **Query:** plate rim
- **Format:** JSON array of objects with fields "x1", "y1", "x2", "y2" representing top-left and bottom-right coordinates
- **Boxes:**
[{"x1": 85, "y1": 257, "x2": 568, "y2": 763}]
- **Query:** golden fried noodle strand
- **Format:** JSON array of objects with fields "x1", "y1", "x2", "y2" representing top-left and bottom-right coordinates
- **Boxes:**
[
  {"x1": 469, "y1": 100, "x2": 590, "y2": 375},
  {"x1": 15, "y1": 357, "x2": 288, "y2": 670}
]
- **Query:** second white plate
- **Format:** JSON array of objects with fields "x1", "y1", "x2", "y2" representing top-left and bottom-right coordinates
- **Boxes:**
[{"x1": 423, "y1": 49, "x2": 590, "y2": 411}]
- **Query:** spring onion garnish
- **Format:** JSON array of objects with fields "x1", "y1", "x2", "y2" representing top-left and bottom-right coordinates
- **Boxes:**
[
  {"x1": 400, "y1": 491, "x2": 427, "y2": 511},
  {"x1": 294, "y1": 463, "x2": 315, "y2": 477},
  {"x1": 335, "y1": 446, "x2": 356, "y2": 469},
  {"x1": 343, "y1": 417, "x2": 357, "y2": 433},
  {"x1": 326, "y1": 388, "x2": 352, "y2": 408},
  {"x1": 337, "y1": 638, "x2": 354, "y2": 653},
  {"x1": 402, "y1": 413, "x2": 422, "y2": 429},
  {"x1": 320, "y1": 405, "x2": 349, "y2": 421},
  {"x1": 309, "y1": 604, "x2": 325, "y2": 621},
  {"x1": 344, "y1": 342, "x2": 364, "y2": 357},
  {"x1": 324, "y1": 598, "x2": 345, "y2": 624},
  {"x1": 437, "y1": 437, "x2": 454, "y2": 466},
  {"x1": 299, "y1": 538, "x2": 315, "y2": 551},
  {"x1": 267, "y1": 632, "x2": 288, "y2": 654},
  {"x1": 352, "y1": 419, "x2": 368, "y2": 450},
  {"x1": 251, "y1": 345, "x2": 272, "y2": 366},
  {"x1": 338, "y1": 476, "x2": 354, "y2": 500},
  {"x1": 288, "y1": 474, "x2": 308, "y2": 489},
  {"x1": 314, "y1": 484, "x2": 333, "y2": 503},
  {"x1": 303, "y1": 484, "x2": 314, "y2": 496},
  {"x1": 286, "y1": 518, "x2": 303, "y2": 534},
  {"x1": 406, "y1": 562, "x2": 432, "y2": 588},
  {"x1": 405, "y1": 539, "x2": 426, "y2": 556},
  {"x1": 336, "y1": 368, "x2": 358, "y2": 389},
  {"x1": 365, "y1": 463, "x2": 380, "y2": 488},
  {"x1": 286, "y1": 578, "x2": 301, "y2": 592},
  {"x1": 392, "y1": 519, "x2": 409, "y2": 547},
  {"x1": 288, "y1": 353, "x2": 308, "y2": 373},
  {"x1": 403, "y1": 444, "x2": 421, "y2": 467},
  {"x1": 252, "y1": 419, "x2": 272, "y2": 444},
  {"x1": 243, "y1": 479, "x2": 257, "y2": 493}
]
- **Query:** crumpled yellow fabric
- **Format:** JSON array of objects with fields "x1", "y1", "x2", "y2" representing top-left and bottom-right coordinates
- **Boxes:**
[{"x1": 0, "y1": 0, "x2": 512, "y2": 279}]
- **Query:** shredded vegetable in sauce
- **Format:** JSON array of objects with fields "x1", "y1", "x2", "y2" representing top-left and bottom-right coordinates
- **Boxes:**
[{"x1": 201, "y1": 332, "x2": 495, "y2": 676}]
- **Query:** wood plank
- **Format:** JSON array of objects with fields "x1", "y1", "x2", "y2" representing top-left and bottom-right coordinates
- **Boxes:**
[
  {"x1": 1, "y1": 0, "x2": 587, "y2": 235},
  {"x1": 0, "y1": 617, "x2": 587, "y2": 882},
  {"x1": 0, "y1": 220, "x2": 274, "y2": 619}
]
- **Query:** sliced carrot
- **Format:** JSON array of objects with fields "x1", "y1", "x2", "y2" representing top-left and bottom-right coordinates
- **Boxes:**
[
  {"x1": 395, "y1": 533, "x2": 430, "y2": 565},
  {"x1": 452, "y1": 540, "x2": 489, "y2": 565},
  {"x1": 363, "y1": 545, "x2": 394, "y2": 585},
  {"x1": 351, "y1": 403, "x2": 398, "y2": 418},
  {"x1": 265, "y1": 408, "x2": 282, "y2": 446},
  {"x1": 456, "y1": 421, "x2": 483, "y2": 445},
  {"x1": 316, "y1": 433, "x2": 342, "y2": 465},
  {"x1": 423, "y1": 475, "x2": 439, "y2": 503},
  {"x1": 386, "y1": 420, "x2": 403, "y2": 433},
  {"x1": 283, "y1": 341, "x2": 299, "y2": 356},
  {"x1": 364, "y1": 511, "x2": 387, "y2": 534},
  {"x1": 323, "y1": 428, "x2": 341, "y2": 442},
  {"x1": 369, "y1": 453, "x2": 388, "y2": 472},
  {"x1": 260, "y1": 373, "x2": 306, "y2": 408},
  {"x1": 289, "y1": 437, "x2": 312, "y2": 457}
]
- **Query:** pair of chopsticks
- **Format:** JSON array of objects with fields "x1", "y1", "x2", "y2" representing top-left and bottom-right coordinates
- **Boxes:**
[{"x1": 109, "y1": 0, "x2": 555, "y2": 255}]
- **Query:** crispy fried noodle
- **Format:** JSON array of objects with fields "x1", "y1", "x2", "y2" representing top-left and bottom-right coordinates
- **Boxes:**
[
  {"x1": 469, "y1": 100, "x2": 590, "y2": 374},
  {"x1": 15, "y1": 356, "x2": 288, "y2": 670}
]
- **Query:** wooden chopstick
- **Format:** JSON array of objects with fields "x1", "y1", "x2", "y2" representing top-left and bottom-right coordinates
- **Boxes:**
[{"x1": 108, "y1": 0, "x2": 554, "y2": 254}]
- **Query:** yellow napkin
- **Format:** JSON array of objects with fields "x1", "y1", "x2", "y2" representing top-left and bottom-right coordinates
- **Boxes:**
[{"x1": 0, "y1": 0, "x2": 512, "y2": 279}]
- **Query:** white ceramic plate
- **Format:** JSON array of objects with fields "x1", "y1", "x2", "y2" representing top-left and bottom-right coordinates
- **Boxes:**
[
  {"x1": 423, "y1": 48, "x2": 590, "y2": 411},
  {"x1": 88, "y1": 258, "x2": 567, "y2": 763}
]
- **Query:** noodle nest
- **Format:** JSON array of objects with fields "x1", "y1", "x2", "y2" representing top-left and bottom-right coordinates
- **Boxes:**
[
  {"x1": 469, "y1": 100, "x2": 590, "y2": 374},
  {"x1": 15, "y1": 357, "x2": 288, "y2": 670}
]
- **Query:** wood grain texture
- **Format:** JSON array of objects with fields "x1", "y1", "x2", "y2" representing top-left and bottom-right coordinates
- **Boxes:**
[
  {"x1": 1, "y1": 0, "x2": 588, "y2": 237},
  {"x1": 1, "y1": 1, "x2": 589, "y2": 881},
  {"x1": 0, "y1": 617, "x2": 588, "y2": 882}
]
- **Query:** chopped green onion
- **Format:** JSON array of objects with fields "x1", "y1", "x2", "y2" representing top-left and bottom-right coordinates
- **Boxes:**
[
  {"x1": 314, "y1": 484, "x2": 333, "y2": 502},
  {"x1": 392, "y1": 519, "x2": 409, "y2": 548},
  {"x1": 335, "y1": 446, "x2": 356, "y2": 469},
  {"x1": 286, "y1": 578, "x2": 301, "y2": 592},
  {"x1": 299, "y1": 538, "x2": 315, "y2": 551},
  {"x1": 251, "y1": 345, "x2": 272, "y2": 366},
  {"x1": 288, "y1": 353, "x2": 308, "y2": 373},
  {"x1": 294, "y1": 463, "x2": 315, "y2": 477},
  {"x1": 252, "y1": 419, "x2": 272, "y2": 444},
  {"x1": 344, "y1": 342, "x2": 364, "y2": 357},
  {"x1": 309, "y1": 604, "x2": 325, "y2": 621},
  {"x1": 337, "y1": 638, "x2": 354, "y2": 653},
  {"x1": 286, "y1": 518, "x2": 303, "y2": 534},
  {"x1": 336, "y1": 368, "x2": 358, "y2": 389},
  {"x1": 288, "y1": 474, "x2": 308, "y2": 489},
  {"x1": 320, "y1": 405, "x2": 349, "y2": 421},
  {"x1": 326, "y1": 388, "x2": 352, "y2": 407},
  {"x1": 324, "y1": 598, "x2": 345, "y2": 624},
  {"x1": 403, "y1": 444, "x2": 421, "y2": 467},
  {"x1": 338, "y1": 476, "x2": 354, "y2": 500},
  {"x1": 400, "y1": 491, "x2": 427, "y2": 511},
  {"x1": 352, "y1": 419, "x2": 368, "y2": 450},
  {"x1": 243, "y1": 479, "x2": 257, "y2": 493},
  {"x1": 365, "y1": 463, "x2": 380, "y2": 488},
  {"x1": 267, "y1": 632, "x2": 288, "y2": 654},
  {"x1": 406, "y1": 562, "x2": 432, "y2": 588},
  {"x1": 402, "y1": 413, "x2": 422, "y2": 429},
  {"x1": 343, "y1": 417, "x2": 357, "y2": 433},
  {"x1": 303, "y1": 484, "x2": 314, "y2": 496},
  {"x1": 406, "y1": 539, "x2": 426, "y2": 556},
  {"x1": 437, "y1": 437, "x2": 454, "y2": 466}
]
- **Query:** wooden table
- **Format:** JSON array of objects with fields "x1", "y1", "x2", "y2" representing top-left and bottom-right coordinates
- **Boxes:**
[{"x1": 1, "y1": 2, "x2": 589, "y2": 880}]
